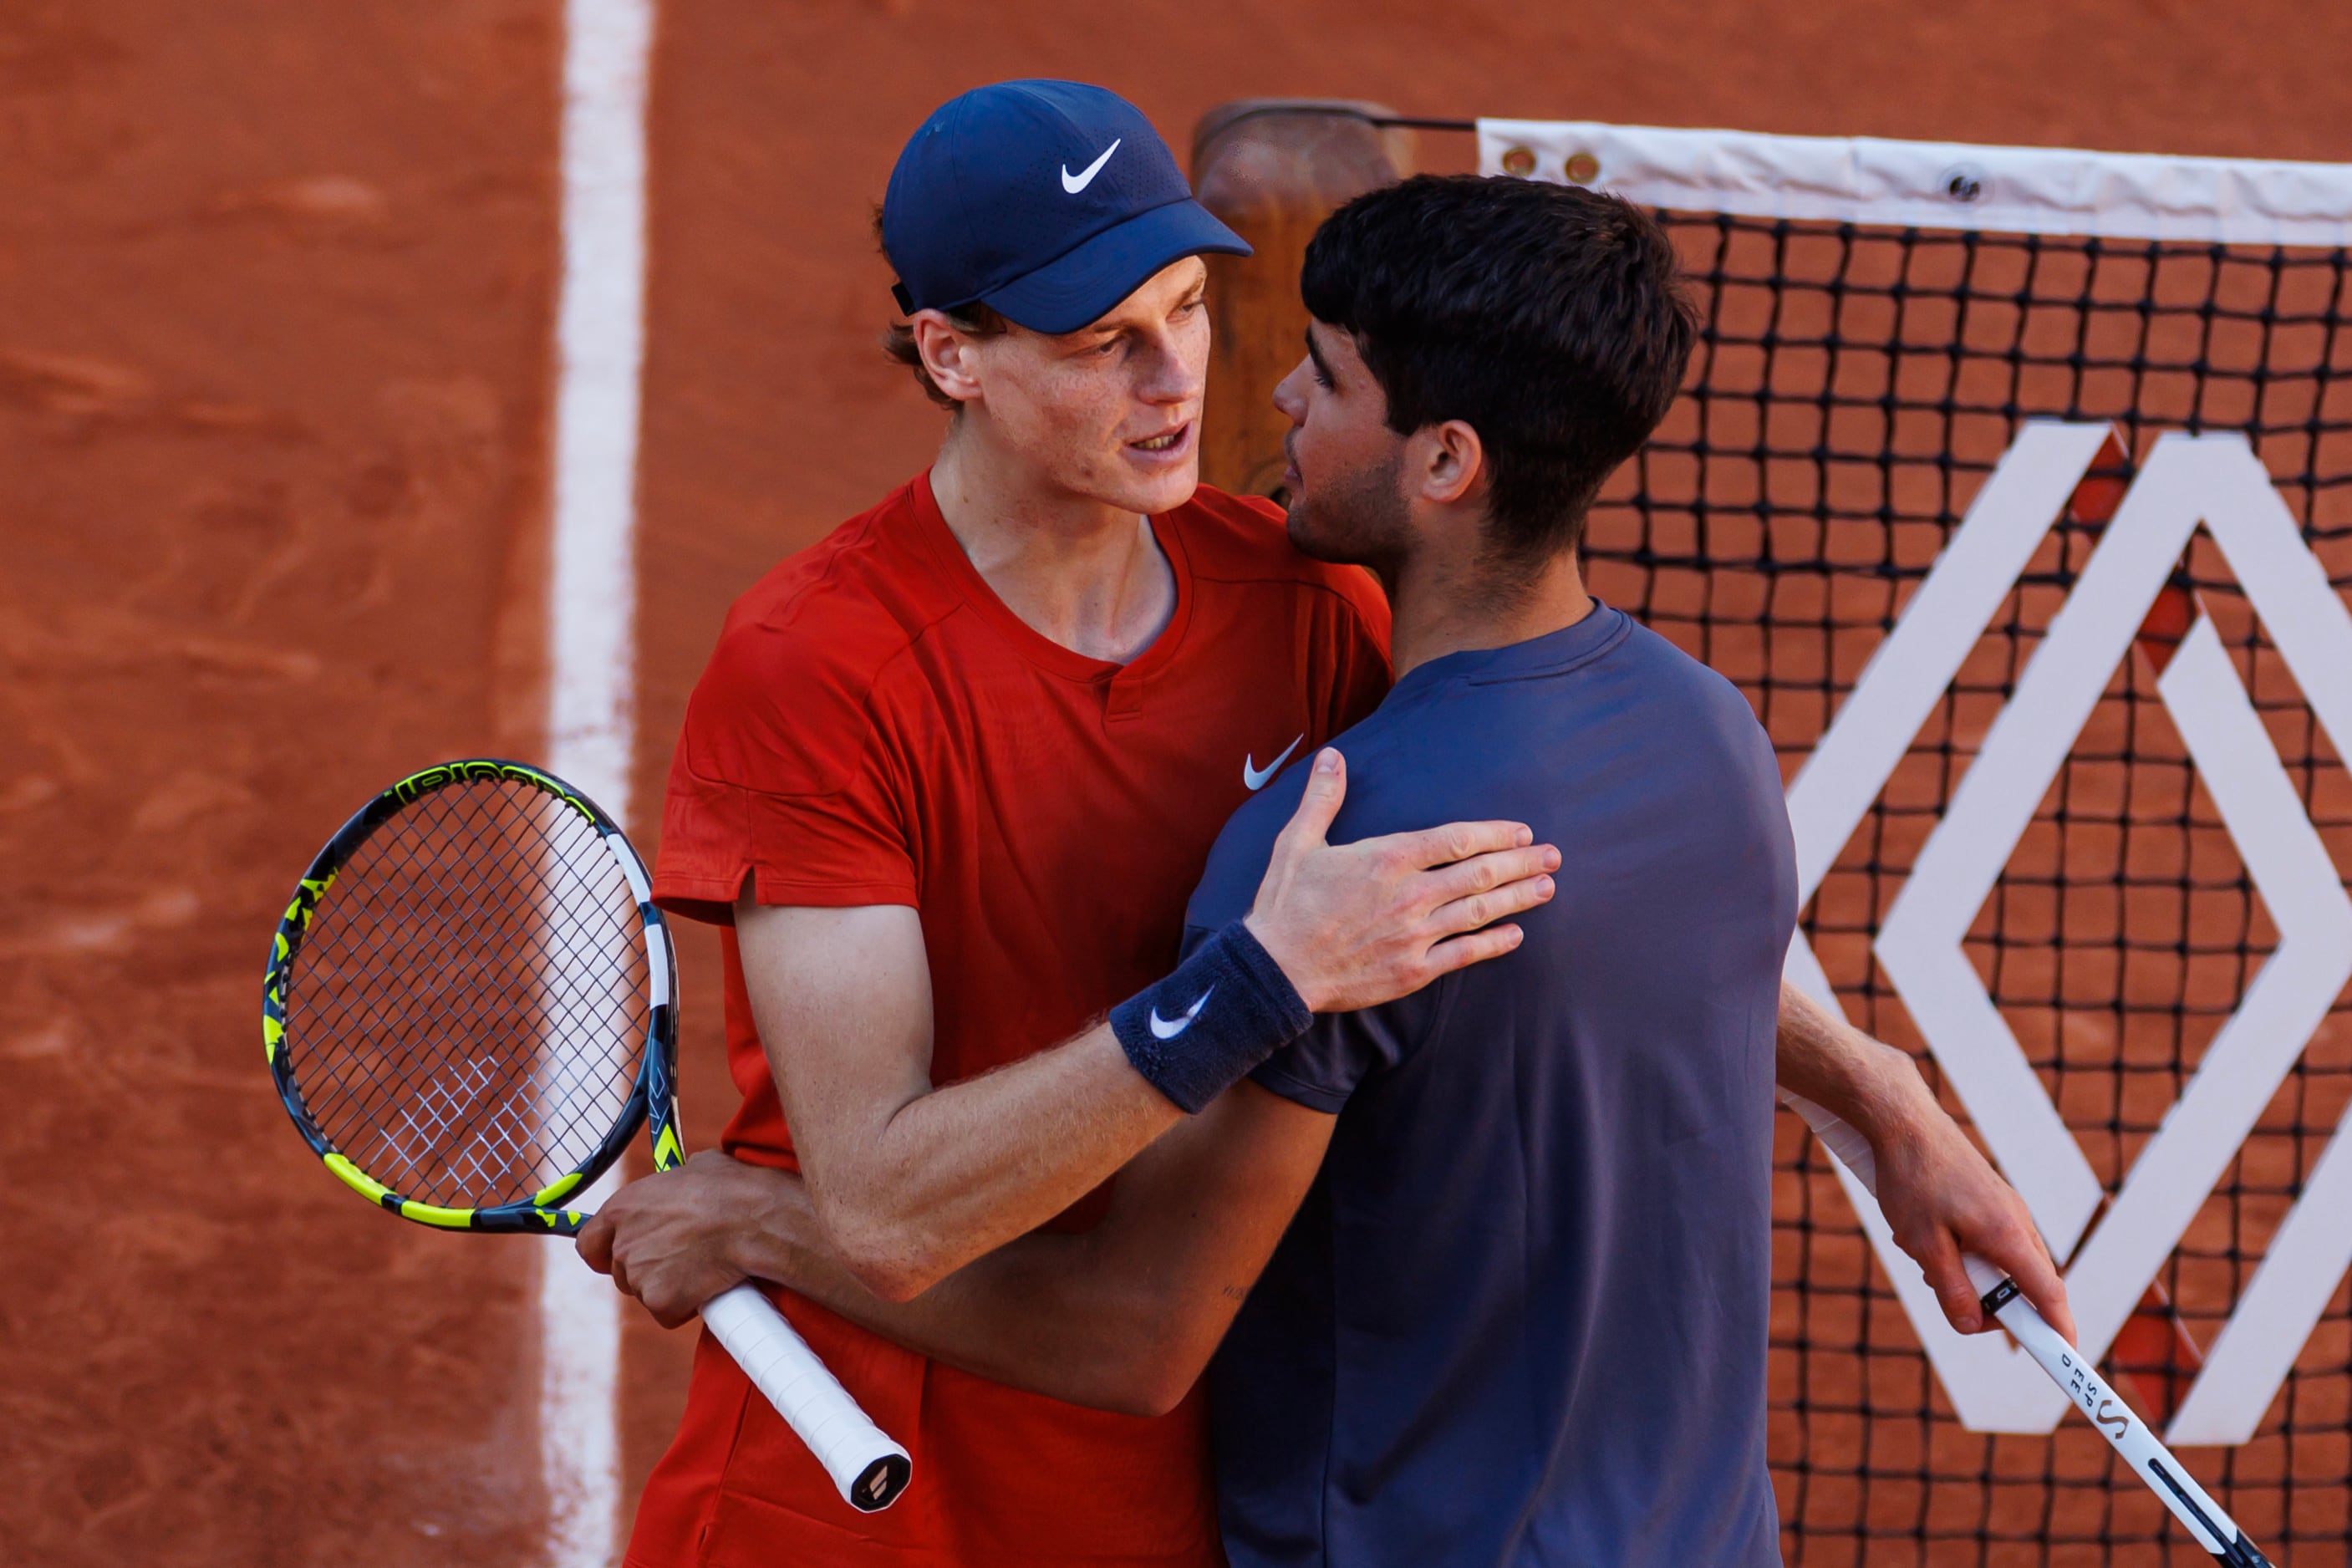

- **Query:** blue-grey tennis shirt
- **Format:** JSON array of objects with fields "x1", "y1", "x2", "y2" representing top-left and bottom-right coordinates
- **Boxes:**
[{"x1": 1189, "y1": 603, "x2": 1797, "y2": 1568}]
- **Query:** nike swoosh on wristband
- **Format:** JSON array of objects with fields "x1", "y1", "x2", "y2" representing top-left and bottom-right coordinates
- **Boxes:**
[
  {"x1": 1244, "y1": 735, "x2": 1305, "y2": 792},
  {"x1": 1149, "y1": 985, "x2": 1214, "y2": 1039},
  {"x1": 1061, "y1": 139, "x2": 1121, "y2": 194}
]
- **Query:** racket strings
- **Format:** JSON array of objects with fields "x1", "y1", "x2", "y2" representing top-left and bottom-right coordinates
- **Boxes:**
[
  {"x1": 354, "y1": 787, "x2": 645, "y2": 1173},
  {"x1": 283, "y1": 778, "x2": 650, "y2": 1208},
  {"x1": 302, "y1": 825, "x2": 560, "y2": 1121},
  {"x1": 300, "y1": 797, "x2": 640, "y2": 1198},
  {"x1": 298, "y1": 858, "x2": 603, "y2": 1190}
]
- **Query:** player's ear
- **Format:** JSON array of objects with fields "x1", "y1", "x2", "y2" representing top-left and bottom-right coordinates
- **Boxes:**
[
  {"x1": 1418, "y1": 419, "x2": 1488, "y2": 508},
  {"x1": 911, "y1": 311, "x2": 986, "y2": 405}
]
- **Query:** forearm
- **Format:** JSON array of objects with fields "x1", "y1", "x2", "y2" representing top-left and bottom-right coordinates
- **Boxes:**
[
  {"x1": 1773, "y1": 982, "x2": 2075, "y2": 1338},
  {"x1": 727, "y1": 1085, "x2": 1334, "y2": 1416},
  {"x1": 1774, "y1": 978, "x2": 1938, "y2": 1143},
  {"x1": 778, "y1": 915, "x2": 1323, "y2": 1301},
  {"x1": 802, "y1": 1021, "x2": 1182, "y2": 1301},
  {"x1": 579, "y1": 1142, "x2": 1227, "y2": 1397},
  {"x1": 725, "y1": 1158, "x2": 1222, "y2": 1416},
  {"x1": 767, "y1": 1216, "x2": 1188, "y2": 1415}
]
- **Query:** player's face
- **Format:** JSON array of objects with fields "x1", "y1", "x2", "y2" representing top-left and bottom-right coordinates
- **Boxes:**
[
  {"x1": 1272, "y1": 321, "x2": 1413, "y2": 569},
  {"x1": 962, "y1": 258, "x2": 1210, "y2": 517}
]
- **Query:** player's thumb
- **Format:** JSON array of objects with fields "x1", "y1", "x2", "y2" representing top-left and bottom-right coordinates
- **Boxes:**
[
  {"x1": 575, "y1": 1214, "x2": 615, "y2": 1275},
  {"x1": 1276, "y1": 748, "x2": 1346, "y2": 854}
]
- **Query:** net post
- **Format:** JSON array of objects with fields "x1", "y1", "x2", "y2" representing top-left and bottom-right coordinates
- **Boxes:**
[{"x1": 1190, "y1": 101, "x2": 1417, "y2": 499}]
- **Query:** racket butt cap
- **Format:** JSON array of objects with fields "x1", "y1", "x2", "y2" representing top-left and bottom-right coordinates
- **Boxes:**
[{"x1": 851, "y1": 1453, "x2": 913, "y2": 1513}]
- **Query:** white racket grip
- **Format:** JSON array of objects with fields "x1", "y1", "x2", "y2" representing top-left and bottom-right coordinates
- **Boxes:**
[
  {"x1": 1776, "y1": 1088, "x2": 1881, "y2": 1194},
  {"x1": 1968, "y1": 1260, "x2": 2247, "y2": 1558},
  {"x1": 698, "y1": 1282, "x2": 913, "y2": 1513}
]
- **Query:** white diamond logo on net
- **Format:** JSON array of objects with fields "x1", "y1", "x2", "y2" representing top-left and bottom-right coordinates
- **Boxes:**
[{"x1": 1783, "y1": 422, "x2": 2352, "y2": 1441}]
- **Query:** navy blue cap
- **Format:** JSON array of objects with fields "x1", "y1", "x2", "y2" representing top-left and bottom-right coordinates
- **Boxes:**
[{"x1": 882, "y1": 80, "x2": 1250, "y2": 335}]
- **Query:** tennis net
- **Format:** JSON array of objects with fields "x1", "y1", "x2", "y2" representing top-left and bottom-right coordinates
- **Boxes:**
[{"x1": 1479, "y1": 120, "x2": 2352, "y2": 1564}]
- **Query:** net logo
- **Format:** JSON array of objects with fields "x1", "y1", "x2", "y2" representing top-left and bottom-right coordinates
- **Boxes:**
[{"x1": 1784, "y1": 423, "x2": 2352, "y2": 1442}]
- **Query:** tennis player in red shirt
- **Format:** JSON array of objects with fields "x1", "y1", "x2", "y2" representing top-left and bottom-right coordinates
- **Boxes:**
[
  {"x1": 608, "y1": 82, "x2": 1562, "y2": 1568},
  {"x1": 588, "y1": 82, "x2": 2069, "y2": 1567}
]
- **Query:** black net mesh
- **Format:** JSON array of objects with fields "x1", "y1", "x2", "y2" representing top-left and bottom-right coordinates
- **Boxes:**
[
  {"x1": 282, "y1": 777, "x2": 649, "y2": 1209},
  {"x1": 1589, "y1": 211, "x2": 2352, "y2": 1564}
]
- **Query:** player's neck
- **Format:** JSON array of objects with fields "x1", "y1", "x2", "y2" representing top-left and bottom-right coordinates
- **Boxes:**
[
  {"x1": 929, "y1": 423, "x2": 1177, "y2": 664},
  {"x1": 1383, "y1": 543, "x2": 1594, "y2": 680}
]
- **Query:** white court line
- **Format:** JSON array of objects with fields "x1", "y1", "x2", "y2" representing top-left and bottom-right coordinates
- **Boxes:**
[{"x1": 543, "y1": 1, "x2": 654, "y2": 1565}]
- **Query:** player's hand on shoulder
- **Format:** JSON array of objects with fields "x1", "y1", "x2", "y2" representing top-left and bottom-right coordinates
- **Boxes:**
[
  {"x1": 1244, "y1": 747, "x2": 1558, "y2": 1014},
  {"x1": 577, "y1": 1149, "x2": 774, "y2": 1330}
]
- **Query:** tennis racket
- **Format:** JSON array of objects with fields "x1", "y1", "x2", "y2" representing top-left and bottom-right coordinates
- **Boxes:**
[
  {"x1": 1779, "y1": 1090, "x2": 2271, "y2": 1567},
  {"x1": 263, "y1": 757, "x2": 912, "y2": 1513}
]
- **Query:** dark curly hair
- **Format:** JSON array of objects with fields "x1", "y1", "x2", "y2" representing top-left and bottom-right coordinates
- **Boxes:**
[{"x1": 1301, "y1": 175, "x2": 1698, "y2": 560}]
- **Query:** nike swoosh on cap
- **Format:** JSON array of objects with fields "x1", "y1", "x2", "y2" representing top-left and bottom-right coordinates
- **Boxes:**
[
  {"x1": 1061, "y1": 139, "x2": 1121, "y2": 194},
  {"x1": 1149, "y1": 985, "x2": 1213, "y2": 1040},
  {"x1": 1244, "y1": 735, "x2": 1305, "y2": 792}
]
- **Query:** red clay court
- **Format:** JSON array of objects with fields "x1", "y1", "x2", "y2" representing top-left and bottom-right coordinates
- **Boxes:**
[{"x1": 8, "y1": 3, "x2": 2352, "y2": 1564}]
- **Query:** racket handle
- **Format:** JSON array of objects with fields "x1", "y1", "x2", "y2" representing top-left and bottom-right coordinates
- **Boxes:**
[
  {"x1": 1779, "y1": 1092, "x2": 2273, "y2": 1565},
  {"x1": 1964, "y1": 1257, "x2": 2269, "y2": 1564},
  {"x1": 698, "y1": 1281, "x2": 913, "y2": 1513}
]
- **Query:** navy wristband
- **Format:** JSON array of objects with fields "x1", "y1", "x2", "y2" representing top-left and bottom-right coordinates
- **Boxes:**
[{"x1": 1111, "y1": 921, "x2": 1314, "y2": 1113}]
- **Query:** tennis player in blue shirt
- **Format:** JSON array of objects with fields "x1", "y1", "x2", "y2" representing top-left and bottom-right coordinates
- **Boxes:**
[
  {"x1": 588, "y1": 171, "x2": 2072, "y2": 1565},
  {"x1": 1184, "y1": 176, "x2": 1793, "y2": 1564}
]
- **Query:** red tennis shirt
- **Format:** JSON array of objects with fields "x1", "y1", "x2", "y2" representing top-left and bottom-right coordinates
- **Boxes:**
[{"x1": 628, "y1": 472, "x2": 1391, "y2": 1568}]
